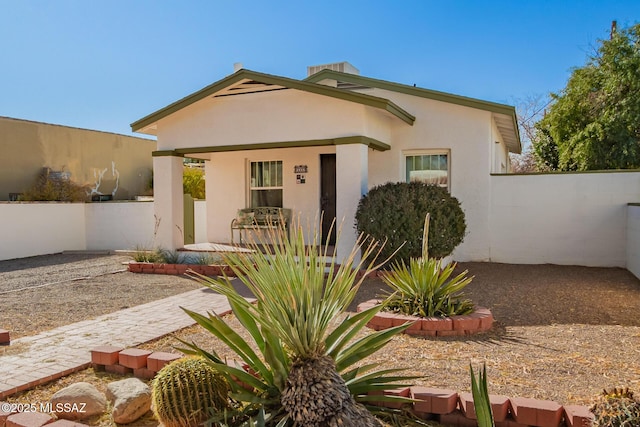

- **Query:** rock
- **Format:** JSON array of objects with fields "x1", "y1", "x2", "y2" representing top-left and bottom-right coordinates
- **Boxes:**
[
  {"x1": 106, "y1": 378, "x2": 151, "y2": 424},
  {"x1": 50, "y1": 382, "x2": 107, "y2": 421}
]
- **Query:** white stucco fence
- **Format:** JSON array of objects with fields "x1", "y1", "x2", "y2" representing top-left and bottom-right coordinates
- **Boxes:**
[
  {"x1": 0, "y1": 200, "x2": 207, "y2": 261},
  {"x1": 85, "y1": 201, "x2": 156, "y2": 251},
  {"x1": 487, "y1": 171, "x2": 640, "y2": 267},
  {"x1": 0, "y1": 203, "x2": 87, "y2": 260},
  {"x1": 2, "y1": 175, "x2": 640, "y2": 278}
]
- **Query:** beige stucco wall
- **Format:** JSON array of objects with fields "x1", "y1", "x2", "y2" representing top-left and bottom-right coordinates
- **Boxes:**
[
  {"x1": 0, "y1": 117, "x2": 156, "y2": 201},
  {"x1": 156, "y1": 89, "x2": 392, "y2": 150},
  {"x1": 490, "y1": 117, "x2": 510, "y2": 173}
]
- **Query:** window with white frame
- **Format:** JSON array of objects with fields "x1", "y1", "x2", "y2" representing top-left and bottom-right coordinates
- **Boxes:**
[
  {"x1": 249, "y1": 160, "x2": 283, "y2": 207},
  {"x1": 405, "y1": 151, "x2": 450, "y2": 189}
]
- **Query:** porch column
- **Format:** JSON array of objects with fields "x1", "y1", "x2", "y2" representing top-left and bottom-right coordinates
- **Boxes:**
[
  {"x1": 153, "y1": 154, "x2": 184, "y2": 250},
  {"x1": 335, "y1": 143, "x2": 368, "y2": 264}
]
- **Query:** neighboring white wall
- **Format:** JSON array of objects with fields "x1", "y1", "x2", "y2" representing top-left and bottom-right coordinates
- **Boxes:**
[
  {"x1": 0, "y1": 201, "x2": 208, "y2": 261},
  {"x1": 489, "y1": 172, "x2": 640, "y2": 267},
  {"x1": 85, "y1": 201, "x2": 155, "y2": 250},
  {"x1": 0, "y1": 203, "x2": 86, "y2": 260},
  {"x1": 627, "y1": 204, "x2": 640, "y2": 278}
]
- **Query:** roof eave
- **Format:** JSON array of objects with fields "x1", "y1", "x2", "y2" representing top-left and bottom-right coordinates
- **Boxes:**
[{"x1": 306, "y1": 69, "x2": 523, "y2": 152}]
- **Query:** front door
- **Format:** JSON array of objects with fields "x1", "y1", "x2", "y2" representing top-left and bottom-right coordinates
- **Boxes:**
[{"x1": 320, "y1": 154, "x2": 337, "y2": 245}]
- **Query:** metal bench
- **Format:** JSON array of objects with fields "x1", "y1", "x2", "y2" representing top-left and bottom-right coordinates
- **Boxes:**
[{"x1": 230, "y1": 207, "x2": 292, "y2": 244}]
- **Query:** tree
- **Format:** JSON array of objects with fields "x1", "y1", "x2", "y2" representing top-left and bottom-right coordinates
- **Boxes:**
[
  {"x1": 509, "y1": 94, "x2": 550, "y2": 173},
  {"x1": 183, "y1": 166, "x2": 205, "y2": 199},
  {"x1": 532, "y1": 23, "x2": 640, "y2": 171}
]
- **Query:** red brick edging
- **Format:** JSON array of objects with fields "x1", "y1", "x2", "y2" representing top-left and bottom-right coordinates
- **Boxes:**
[
  {"x1": 90, "y1": 346, "x2": 182, "y2": 380},
  {"x1": 88, "y1": 346, "x2": 593, "y2": 427},
  {"x1": 0, "y1": 329, "x2": 10, "y2": 345},
  {"x1": 357, "y1": 299, "x2": 494, "y2": 337},
  {"x1": 127, "y1": 262, "x2": 234, "y2": 277},
  {"x1": 127, "y1": 262, "x2": 387, "y2": 278}
]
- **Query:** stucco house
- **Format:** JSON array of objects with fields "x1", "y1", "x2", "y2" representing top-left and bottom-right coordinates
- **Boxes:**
[{"x1": 131, "y1": 62, "x2": 521, "y2": 261}]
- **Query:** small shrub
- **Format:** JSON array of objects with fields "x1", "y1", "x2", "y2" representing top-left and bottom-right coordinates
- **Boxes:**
[
  {"x1": 131, "y1": 247, "x2": 162, "y2": 263},
  {"x1": 381, "y1": 257, "x2": 474, "y2": 317},
  {"x1": 20, "y1": 167, "x2": 89, "y2": 202},
  {"x1": 159, "y1": 249, "x2": 185, "y2": 264},
  {"x1": 355, "y1": 182, "x2": 466, "y2": 265},
  {"x1": 591, "y1": 388, "x2": 640, "y2": 427},
  {"x1": 180, "y1": 252, "x2": 224, "y2": 265}
]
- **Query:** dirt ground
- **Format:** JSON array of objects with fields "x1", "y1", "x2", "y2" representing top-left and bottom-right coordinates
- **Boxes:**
[{"x1": 2, "y1": 253, "x2": 640, "y2": 409}]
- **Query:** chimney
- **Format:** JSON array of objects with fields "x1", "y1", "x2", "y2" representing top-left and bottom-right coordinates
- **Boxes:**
[{"x1": 307, "y1": 62, "x2": 359, "y2": 77}]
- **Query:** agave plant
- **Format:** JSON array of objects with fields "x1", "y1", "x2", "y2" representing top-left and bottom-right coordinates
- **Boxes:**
[
  {"x1": 381, "y1": 257, "x2": 474, "y2": 318},
  {"x1": 179, "y1": 219, "x2": 415, "y2": 426}
]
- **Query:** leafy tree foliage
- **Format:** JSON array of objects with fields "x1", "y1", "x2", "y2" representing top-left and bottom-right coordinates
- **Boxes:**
[
  {"x1": 532, "y1": 23, "x2": 640, "y2": 171},
  {"x1": 183, "y1": 166, "x2": 205, "y2": 199}
]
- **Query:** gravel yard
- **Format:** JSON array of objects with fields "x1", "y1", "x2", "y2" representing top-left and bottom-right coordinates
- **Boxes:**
[
  {"x1": 2, "y1": 253, "x2": 640, "y2": 409},
  {"x1": 0, "y1": 253, "x2": 201, "y2": 338}
]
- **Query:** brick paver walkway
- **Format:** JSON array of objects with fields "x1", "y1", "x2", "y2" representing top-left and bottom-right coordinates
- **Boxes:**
[{"x1": 0, "y1": 288, "x2": 232, "y2": 399}]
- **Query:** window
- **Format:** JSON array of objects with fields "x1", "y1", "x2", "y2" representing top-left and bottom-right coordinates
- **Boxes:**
[
  {"x1": 405, "y1": 151, "x2": 449, "y2": 189},
  {"x1": 250, "y1": 160, "x2": 283, "y2": 207}
]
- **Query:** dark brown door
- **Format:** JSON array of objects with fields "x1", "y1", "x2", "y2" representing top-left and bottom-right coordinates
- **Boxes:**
[{"x1": 320, "y1": 154, "x2": 337, "y2": 245}]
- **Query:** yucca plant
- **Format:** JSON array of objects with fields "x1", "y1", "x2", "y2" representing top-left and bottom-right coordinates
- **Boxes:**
[
  {"x1": 179, "y1": 219, "x2": 415, "y2": 426},
  {"x1": 380, "y1": 213, "x2": 474, "y2": 318},
  {"x1": 381, "y1": 257, "x2": 474, "y2": 318}
]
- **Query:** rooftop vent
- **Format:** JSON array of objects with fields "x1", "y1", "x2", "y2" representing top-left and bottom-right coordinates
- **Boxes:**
[{"x1": 307, "y1": 61, "x2": 359, "y2": 77}]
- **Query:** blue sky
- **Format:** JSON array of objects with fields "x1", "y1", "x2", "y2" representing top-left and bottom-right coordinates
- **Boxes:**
[{"x1": 1, "y1": 1, "x2": 639, "y2": 138}]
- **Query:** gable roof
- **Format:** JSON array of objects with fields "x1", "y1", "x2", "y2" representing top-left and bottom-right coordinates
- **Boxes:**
[
  {"x1": 131, "y1": 69, "x2": 415, "y2": 134},
  {"x1": 305, "y1": 69, "x2": 521, "y2": 153}
]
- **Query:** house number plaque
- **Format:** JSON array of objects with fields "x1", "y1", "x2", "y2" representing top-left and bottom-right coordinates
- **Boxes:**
[{"x1": 294, "y1": 165, "x2": 307, "y2": 184}]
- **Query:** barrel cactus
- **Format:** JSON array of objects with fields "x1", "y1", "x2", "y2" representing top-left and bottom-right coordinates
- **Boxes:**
[
  {"x1": 151, "y1": 357, "x2": 232, "y2": 427},
  {"x1": 591, "y1": 387, "x2": 640, "y2": 427}
]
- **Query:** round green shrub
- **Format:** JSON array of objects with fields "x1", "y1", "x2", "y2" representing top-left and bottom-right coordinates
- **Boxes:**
[{"x1": 355, "y1": 182, "x2": 466, "y2": 263}]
